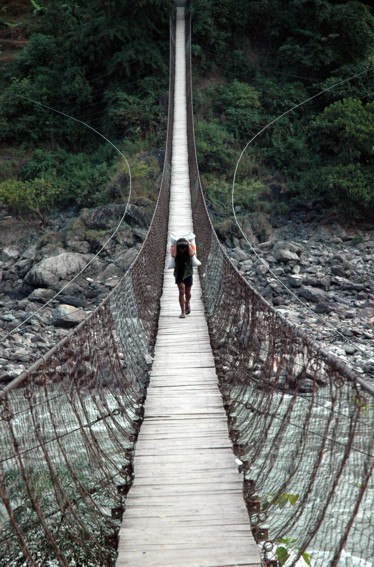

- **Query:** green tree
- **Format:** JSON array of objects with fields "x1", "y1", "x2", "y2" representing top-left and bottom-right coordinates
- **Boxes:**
[
  {"x1": 211, "y1": 80, "x2": 262, "y2": 140},
  {"x1": 310, "y1": 98, "x2": 374, "y2": 162},
  {"x1": 195, "y1": 120, "x2": 235, "y2": 174}
]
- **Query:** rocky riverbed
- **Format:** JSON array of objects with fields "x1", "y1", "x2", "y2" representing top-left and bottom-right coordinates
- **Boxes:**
[
  {"x1": 1, "y1": 205, "x2": 373, "y2": 387},
  {"x1": 0, "y1": 200, "x2": 154, "y2": 386},
  {"x1": 223, "y1": 217, "x2": 374, "y2": 382}
]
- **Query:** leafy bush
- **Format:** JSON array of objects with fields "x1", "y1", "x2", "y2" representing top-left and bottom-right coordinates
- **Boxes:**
[
  {"x1": 0, "y1": 148, "x2": 119, "y2": 217},
  {"x1": 0, "y1": 177, "x2": 59, "y2": 222},
  {"x1": 295, "y1": 163, "x2": 374, "y2": 217},
  {"x1": 106, "y1": 91, "x2": 161, "y2": 139},
  {"x1": 195, "y1": 80, "x2": 263, "y2": 142},
  {"x1": 195, "y1": 120, "x2": 235, "y2": 174},
  {"x1": 309, "y1": 98, "x2": 374, "y2": 162}
]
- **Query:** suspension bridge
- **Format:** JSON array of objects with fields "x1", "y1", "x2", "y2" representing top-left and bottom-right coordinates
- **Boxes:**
[{"x1": 0, "y1": 2, "x2": 373, "y2": 566}]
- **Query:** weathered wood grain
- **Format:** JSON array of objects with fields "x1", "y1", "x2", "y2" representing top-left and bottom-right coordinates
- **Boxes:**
[{"x1": 116, "y1": 6, "x2": 261, "y2": 566}]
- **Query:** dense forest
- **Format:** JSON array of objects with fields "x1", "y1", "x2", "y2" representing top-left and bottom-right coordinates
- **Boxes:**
[{"x1": 0, "y1": 0, "x2": 373, "y2": 223}]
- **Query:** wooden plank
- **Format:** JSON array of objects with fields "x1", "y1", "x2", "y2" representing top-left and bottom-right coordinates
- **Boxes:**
[{"x1": 116, "y1": 6, "x2": 260, "y2": 566}]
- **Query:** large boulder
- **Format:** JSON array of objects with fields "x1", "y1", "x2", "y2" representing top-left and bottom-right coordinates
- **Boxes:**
[
  {"x1": 52, "y1": 304, "x2": 86, "y2": 328},
  {"x1": 113, "y1": 246, "x2": 139, "y2": 272},
  {"x1": 80, "y1": 200, "x2": 154, "y2": 231},
  {"x1": 274, "y1": 248, "x2": 300, "y2": 262},
  {"x1": 298, "y1": 285, "x2": 327, "y2": 303},
  {"x1": 273, "y1": 241, "x2": 304, "y2": 263},
  {"x1": 28, "y1": 288, "x2": 55, "y2": 304},
  {"x1": 24, "y1": 252, "x2": 90, "y2": 289}
]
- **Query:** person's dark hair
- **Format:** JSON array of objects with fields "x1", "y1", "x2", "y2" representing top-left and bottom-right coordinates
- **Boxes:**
[{"x1": 175, "y1": 239, "x2": 189, "y2": 281}]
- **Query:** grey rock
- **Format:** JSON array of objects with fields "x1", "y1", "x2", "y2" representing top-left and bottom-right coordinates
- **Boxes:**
[
  {"x1": 298, "y1": 286, "x2": 327, "y2": 303},
  {"x1": 239, "y1": 259, "x2": 253, "y2": 273},
  {"x1": 14, "y1": 258, "x2": 33, "y2": 277},
  {"x1": 20, "y1": 244, "x2": 38, "y2": 261},
  {"x1": 2, "y1": 314, "x2": 16, "y2": 322},
  {"x1": 319, "y1": 276, "x2": 331, "y2": 290},
  {"x1": 305, "y1": 275, "x2": 331, "y2": 290},
  {"x1": 257, "y1": 240, "x2": 274, "y2": 250},
  {"x1": 12, "y1": 350, "x2": 30, "y2": 362},
  {"x1": 333, "y1": 277, "x2": 365, "y2": 292},
  {"x1": 113, "y1": 247, "x2": 139, "y2": 272},
  {"x1": 17, "y1": 299, "x2": 30, "y2": 310},
  {"x1": 58, "y1": 282, "x2": 85, "y2": 295},
  {"x1": 96, "y1": 263, "x2": 123, "y2": 283},
  {"x1": 133, "y1": 227, "x2": 148, "y2": 241},
  {"x1": 358, "y1": 307, "x2": 374, "y2": 319},
  {"x1": 1, "y1": 246, "x2": 20, "y2": 263},
  {"x1": 275, "y1": 309, "x2": 303, "y2": 325},
  {"x1": 256, "y1": 261, "x2": 269, "y2": 275},
  {"x1": 105, "y1": 277, "x2": 120, "y2": 289},
  {"x1": 28, "y1": 288, "x2": 55, "y2": 304},
  {"x1": 331, "y1": 222, "x2": 347, "y2": 239},
  {"x1": 331, "y1": 264, "x2": 346, "y2": 277},
  {"x1": 266, "y1": 255, "x2": 277, "y2": 263},
  {"x1": 287, "y1": 274, "x2": 303, "y2": 288},
  {"x1": 25, "y1": 253, "x2": 89, "y2": 289},
  {"x1": 344, "y1": 345, "x2": 357, "y2": 355},
  {"x1": 57, "y1": 294, "x2": 86, "y2": 308},
  {"x1": 344, "y1": 310, "x2": 356, "y2": 319},
  {"x1": 315, "y1": 302, "x2": 332, "y2": 314},
  {"x1": 273, "y1": 296, "x2": 287, "y2": 306},
  {"x1": 274, "y1": 248, "x2": 300, "y2": 262},
  {"x1": 66, "y1": 239, "x2": 91, "y2": 254},
  {"x1": 232, "y1": 247, "x2": 248, "y2": 262},
  {"x1": 30, "y1": 334, "x2": 47, "y2": 344},
  {"x1": 34, "y1": 245, "x2": 66, "y2": 263},
  {"x1": 80, "y1": 204, "x2": 127, "y2": 229},
  {"x1": 52, "y1": 304, "x2": 86, "y2": 328},
  {"x1": 287, "y1": 242, "x2": 305, "y2": 255}
]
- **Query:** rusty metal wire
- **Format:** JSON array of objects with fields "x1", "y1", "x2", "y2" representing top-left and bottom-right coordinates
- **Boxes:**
[
  {"x1": 0, "y1": 20, "x2": 175, "y2": 567},
  {"x1": 186, "y1": 14, "x2": 374, "y2": 567}
]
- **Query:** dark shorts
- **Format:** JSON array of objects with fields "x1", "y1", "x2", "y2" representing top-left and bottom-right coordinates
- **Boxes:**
[{"x1": 175, "y1": 275, "x2": 193, "y2": 287}]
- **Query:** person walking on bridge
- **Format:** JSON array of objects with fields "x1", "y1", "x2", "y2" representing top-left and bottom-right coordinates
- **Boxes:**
[{"x1": 173, "y1": 237, "x2": 194, "y2": 318}]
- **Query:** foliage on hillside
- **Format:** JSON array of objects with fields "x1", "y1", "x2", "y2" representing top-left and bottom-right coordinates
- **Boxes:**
[
  {"x1": 0, "y1": 0, "x2": 172, "y2": 218},
  {"x1": 191, "y1": 0, "x2": 374, "y2": 221},
  {"x1": 0, "y1": 0, "x2": 373, "y2": 222}
]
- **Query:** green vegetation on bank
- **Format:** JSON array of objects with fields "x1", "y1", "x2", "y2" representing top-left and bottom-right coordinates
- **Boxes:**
[
  {"x1": 0, "y1": 0, "x2": 172, "y2": 219},
  {"x1": 191, "y1": 0, "x2": 374, "y2": 221},
  {"x1": 0, "y1": 0, "x2": 373, "y2": 222}
]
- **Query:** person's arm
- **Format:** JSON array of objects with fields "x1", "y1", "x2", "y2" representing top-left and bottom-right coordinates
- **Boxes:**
[{"x1": 188, "y1": 242, "x2": 196, "y2": 257}]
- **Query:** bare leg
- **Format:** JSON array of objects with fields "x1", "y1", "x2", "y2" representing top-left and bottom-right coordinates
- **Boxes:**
[
  {"x1": 178, "y1": 283, "x2": 186, "y2": 315},
  {"x1": 185, "y1": 286, "x2": 191, "y2": 314}
]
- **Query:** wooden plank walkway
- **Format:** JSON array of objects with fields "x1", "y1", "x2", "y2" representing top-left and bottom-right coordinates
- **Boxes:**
[{"x1": 116, "y1": 6, "x2": 261, "y2": 566}]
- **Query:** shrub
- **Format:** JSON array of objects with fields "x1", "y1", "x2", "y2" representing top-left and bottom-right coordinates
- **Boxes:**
[
  {"x1": 296, "y1": 163, "x2": 374, "y2": 218},
  {"x1": 195, "y1": 120, "x2": 235, "y2": 174},
  {"x1": 0, "y1": 177, "x2": 59, "y2": 222},
  {"x1": 310, "y1": 98, "x2": 374, "y2": 162}
]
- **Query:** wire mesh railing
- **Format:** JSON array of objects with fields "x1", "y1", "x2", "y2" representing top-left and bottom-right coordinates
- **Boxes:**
[
  {"x1": 185, "y1": 13, "x2": 374, "y2": 567},
  {"x1": 0, "y1": 19, "x2": 175, "y2": 567}
]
